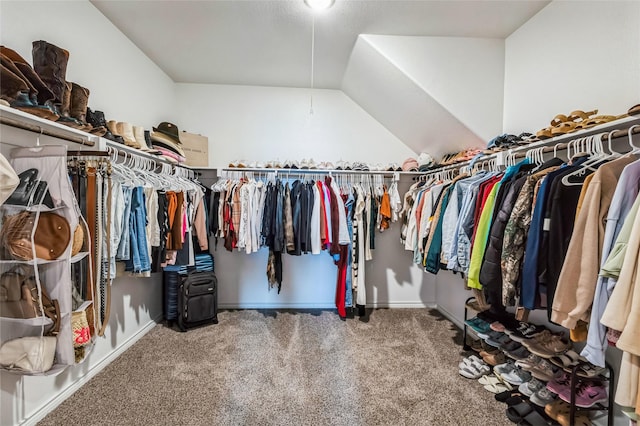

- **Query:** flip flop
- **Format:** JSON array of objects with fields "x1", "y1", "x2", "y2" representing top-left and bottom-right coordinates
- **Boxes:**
[
  {"x1": 549, "y1": 350, "x2": 585, "y2": 370},
  {"x1": 484, "y1": 382, "x2": 513, "y2": 394},
  {"x1": 478, "y1": 374, "x2": 503, "y2": 386},
  {"x1": 629, "y1": 104, "x2": 640, "y2": 116}
]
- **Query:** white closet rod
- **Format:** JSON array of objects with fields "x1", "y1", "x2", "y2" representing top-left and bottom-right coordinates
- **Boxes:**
[
  {"x1": 220, "y1": 167, "x2": 422, "y2": 176},
  {"x1": 420, "y1": 117, "x2": 640, "y2": 177}
]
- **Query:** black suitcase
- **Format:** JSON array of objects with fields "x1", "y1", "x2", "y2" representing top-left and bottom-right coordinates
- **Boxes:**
[
  {"x1": 163, "y1": 253, "x2": 215, "y2": 324},
  {"x1": 177, "y1": 270, "x2": 218, "y2": 331}
]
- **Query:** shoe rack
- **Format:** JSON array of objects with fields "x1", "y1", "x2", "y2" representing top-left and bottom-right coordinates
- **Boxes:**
[{"x1": 568, "y1": 361, "x2": 614, "y2": 426}]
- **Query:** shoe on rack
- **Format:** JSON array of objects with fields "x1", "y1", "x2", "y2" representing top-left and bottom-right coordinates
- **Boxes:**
[
  {"x1": 501, "y1": 367, "x2": 532, "y2": 386},
  {"x1": 530, "y1": 387, "x2": 557, "y2": 407},
  {"x1": 484, "y1": 330, "x2": 506, "y2": 348},
  {"x1": 546, "y1": 372, "x2": 571, "y2": 395},
  {"x1": 518, "y1": 377, "x2": 546, "y2": 397},
  {"x1": 490, "y1": 321, "x2": 506, "y2": 332},
  {"x1": 507, "y1": 323, "x2": 546, "y2": 343},
  {"x1": 516, "y1": 353, "x2": 543, "y2": 371},
  {"x1": 500, "y1": 340, "x2": 521, "y2": 355},
  {"x1": 505, "y1": 344, "x2": 530, "y2": 360},
  {"x1": 526, "y1": 334, "x2": 572, "y2": 359},
  {"x1": 559, "y1": 380, "x2": 607, "y2": 408},
  {"x1": 69, "y1": 82, "x2": 93, "y2": 131},
  {"x1": 529, "y1": 359, "x2": 562, "y2": 382},
  {"x1": 544, "y1": 400, "x2": 593, "y2": 426},
  {"x1": 494, "y1": 361, "x2": 517, "y2": 380},
  {"x1": 481, "y1": 350, "x2": 506, "y2": 367}
]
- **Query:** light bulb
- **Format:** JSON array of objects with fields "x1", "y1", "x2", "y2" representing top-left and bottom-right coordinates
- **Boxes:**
[{"x1": 304, "y1": 0, "x2": 335, "y2": 10}]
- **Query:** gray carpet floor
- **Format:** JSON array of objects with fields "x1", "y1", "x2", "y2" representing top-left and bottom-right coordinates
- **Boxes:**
[{"x1": 39, "y1": 309, "x2": 511, "y2": 426}]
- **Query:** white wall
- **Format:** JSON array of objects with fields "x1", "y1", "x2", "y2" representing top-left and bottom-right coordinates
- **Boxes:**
[
  {"x1": 503, "y1": 1, "x2": 640, "y2": 134},
  {"x1": 0, "y1": 1, "x2": 171, "y2": 425},
  {"x1": 0, "y1": 0, "x2": 175, "y2": 129},
  {"x1": 361, "y1": 35, "x2": 505, "y2": 143},
  {"x1": 174, "y1": 84, "x2": 417, "y2": 169}
]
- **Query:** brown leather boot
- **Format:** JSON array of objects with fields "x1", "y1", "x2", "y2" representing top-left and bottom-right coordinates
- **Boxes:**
[
  {"x1": 56, "y1": 81, "x2": 87, "y2": 130},
  {"x1": 0, "y1": 56, "x2": 58, "y2": 120},
  {"x1": 0, "y1": 46, "x2": 56, "y2": 109},
  {"x1": 32, "y1": 40, "x2": 69, "y2": 108},
  {"x1": 69, "y1": 83, "x2": 93, "y2": 131},
  {"x1": 0, "y1": 63, "x2": 29, "y2": 102}
]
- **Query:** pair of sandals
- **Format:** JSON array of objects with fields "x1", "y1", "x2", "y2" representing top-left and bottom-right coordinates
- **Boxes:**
[
  {"x1": 478, "y1": 373, "x2": 512, "y2": 393},
  {"x1": 548, "y1": 350, "x2": 605, "y2": 378},
  {"x1": 506, "y1": 399, "x2": 556, "y2": 425},
  {"x1": 458, "y1": 355, "x2": 490, "y2": 379}
]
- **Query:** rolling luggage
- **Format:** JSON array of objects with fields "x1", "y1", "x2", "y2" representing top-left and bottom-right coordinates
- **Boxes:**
[
  {"x1": 177, "y1": 270, "x2": 218, "y2": 331},
  {"x1": 163, "y1": 252, "x2": 214, "y2": 324}
]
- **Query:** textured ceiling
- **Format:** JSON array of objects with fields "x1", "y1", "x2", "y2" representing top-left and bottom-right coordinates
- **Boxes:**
[{"x1": 91, "y1": 0, "x2": 549, "y2": 89}]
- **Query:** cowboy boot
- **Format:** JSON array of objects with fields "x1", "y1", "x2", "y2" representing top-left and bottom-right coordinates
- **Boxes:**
[
  {"x1": 0, "y1": 60, "x2": 58, "y2": 120},
  {"x1": 69, "y1": 83, "x2": 93, "y2": 132},
  {"x1": 32, "y1": 40, "x2": 69, "y2": 108},
  {"x1": 56, "y1": 81, "x2": 86, "y2": 130},
  {"x1": 0, "y1": 46, "x2": 57, "y2": 113},
  {"x1": 0, "y1": 63, "x2": 29, "y2": 103}
]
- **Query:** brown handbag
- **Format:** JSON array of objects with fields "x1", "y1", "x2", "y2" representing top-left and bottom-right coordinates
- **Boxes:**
[
  {"x1": 0, "y1": 211, "x2": 70, "y2": 260},
  {"x1": 0, "y1": 266, "x2": 61, "y2": 335}
]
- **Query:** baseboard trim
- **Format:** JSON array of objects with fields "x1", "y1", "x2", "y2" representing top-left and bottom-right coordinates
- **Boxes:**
[
  {"x1": 434, "y1": 304, "x2": 464, "y2": 330},
  {"x1": 218, "y1": 302, "x2": 436, "y2": 310},
  {"x1": 22, "y1": 315, "x2": 161, "y2": 426}
]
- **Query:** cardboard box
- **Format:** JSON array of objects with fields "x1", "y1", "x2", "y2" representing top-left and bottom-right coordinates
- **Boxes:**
[{"x1": 179, "y1": 131, "x2": 209, "y2": 167}]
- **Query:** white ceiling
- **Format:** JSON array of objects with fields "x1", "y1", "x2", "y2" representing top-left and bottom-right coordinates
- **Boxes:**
[{"x1": 91, "y1": 0, "x2": 549, "y2": 89}]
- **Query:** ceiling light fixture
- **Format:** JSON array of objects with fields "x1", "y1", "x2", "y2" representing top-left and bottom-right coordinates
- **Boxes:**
[{"x1": 304, "y1": 0, "x2": 335, "y2": 11}]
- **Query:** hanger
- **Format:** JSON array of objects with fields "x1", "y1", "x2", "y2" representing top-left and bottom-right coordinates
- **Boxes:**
[
  {"x1": 560, "y1": 134, "x2": 605, "y2": 186},
  {"x1": 627, "y1": 124, "x2": 640, "y2": 154}
]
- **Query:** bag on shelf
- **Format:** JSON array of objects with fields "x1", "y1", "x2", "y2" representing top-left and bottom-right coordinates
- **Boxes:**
[
  {"x1": 0, "y1": 211, "x2": 70, "y2": 260},
  {"x1": 0, "y1": 266, "x2": 61, "y2": 334},
  {"x1": 0, "y1": 336, "x2": 56, "y2": 373}
]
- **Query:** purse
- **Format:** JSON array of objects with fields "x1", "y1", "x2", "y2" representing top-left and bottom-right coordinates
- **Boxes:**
[
  {"x1": 0, "y1": 336, "x2": 57, "y2": 373},
  {"x1": 0, "y1": 266, "x2": 61, "y2": 335},
  {"x1": 72, "y1": 310, "x2": 90, "y2": 348},
  {"x1": 4, "y1": 168, "x2": 54, "y2": 208},
  {"x1": 0, "y1": 211, "x2": 70, "y2": 260},
  {"x1": 5, "y1": 169, "x2": 38, "y2": 206}
]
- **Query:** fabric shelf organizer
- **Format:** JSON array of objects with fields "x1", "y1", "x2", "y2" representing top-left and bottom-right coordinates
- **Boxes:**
[
  {"x1": 0, "y1": 145, "x2": 93, "y2": 374},
  {"x1": 400, "y1": 125, "x2": 640, "y2": 417}
]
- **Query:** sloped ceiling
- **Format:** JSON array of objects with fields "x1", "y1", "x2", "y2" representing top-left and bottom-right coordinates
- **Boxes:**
[
  {"x1": 91, "y1": 0, "x2": 550, "y2": 157},
  {"x1": 342, "y1": 35, "x2": 505, "y2": 157},
  {"x1": 90, "y1": 0, "x2": 548, "y2": 89}
]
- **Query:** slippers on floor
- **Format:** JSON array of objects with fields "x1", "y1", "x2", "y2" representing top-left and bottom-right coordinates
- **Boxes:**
[
  {"x1": 495, "y1": 389, "x2": 524, "y2": 403},
  {"x1": 478, "y1": 374, "x2": 503, "y2": 386},
  {"x1": 506, "y1": 401, "x2": 534, "y2": 423},
  {"x1": 459, "y1": 359, "x2": 490, "y2": 379}
]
